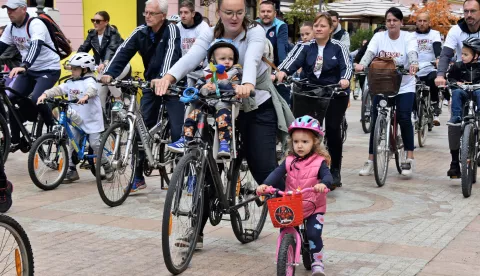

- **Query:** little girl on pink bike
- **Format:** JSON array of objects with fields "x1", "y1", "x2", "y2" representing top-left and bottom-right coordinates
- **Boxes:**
[{"x1": 257, "y1": 115, "x2": 333, "y2": 276}]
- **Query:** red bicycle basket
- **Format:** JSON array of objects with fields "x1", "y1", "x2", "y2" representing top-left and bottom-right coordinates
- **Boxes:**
[{"x1": 267, "y1": 194, "x2": 304, "y2": 228}]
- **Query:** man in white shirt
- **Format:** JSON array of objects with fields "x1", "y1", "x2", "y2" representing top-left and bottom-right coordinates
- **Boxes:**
[
  {"x1": 0, "y1": 0, "x2": 60, "y2": 152},
  {"x1": 413, "y1": 12, "x2": 442, "y2": 125}
]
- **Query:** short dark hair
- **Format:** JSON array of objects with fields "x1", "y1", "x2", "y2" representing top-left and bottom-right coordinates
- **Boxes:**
[
  {"x1": 179, "y1": 1, "x2": 195, "y2": 12},
  {"x1": 385, "y1": 7, "x2": 403, "y2": 20},
  {"x1": 260, "y1": 1, "x2": 275, "y2": 9},
  {"x1": 465, "y1": 0, "x2": 480, "y2": 7},
  {"x1": 95, "y1": 11, "x2": 110, "y2": 22},
  {"x1": 301, "y1": 21, "x2": 313, "y2": 28},
  {"x1": 327, "y1": 10, "x2": 339, "y2": 19}
]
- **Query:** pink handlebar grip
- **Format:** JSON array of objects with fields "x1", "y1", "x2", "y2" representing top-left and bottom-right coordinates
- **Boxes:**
[{"x1": 257, "y1": 186, "x2": 330, "y2": 196}]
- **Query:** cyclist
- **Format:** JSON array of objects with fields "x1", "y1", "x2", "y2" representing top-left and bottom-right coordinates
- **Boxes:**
[
  {"x1": 413, "y1": 12, "x2": 442, "y2": 126},
  {"x1": 355, "y1": 7, "x2": 418, "y2": 177},
  {"x1": 283, "y1": 21, "x2": 314, "y2": 81},
  {"x1": 276, "y1": 12, "x2": 352, "y2": 188},
  {"x1": 101, "y1": 0, "x2": 184, "y2": 192},
  {"x1": 152, "y1": 0, "x2": 294, "y2": 249},
  {"x1": 257, "y1": 115, "x2": 333, "y2": 276},
  {"x1": 0, "y1": 0, "x2": 60, "y2": 153},
  {"x1": 444, "y1": 38, "x2": 480, "y2": 178},
  {"x1": 78, "y1": 10, "x2": 130, "y2": 112},
  {"x1": 37, "y1": 53, "x2": 112, "y2": 182}
]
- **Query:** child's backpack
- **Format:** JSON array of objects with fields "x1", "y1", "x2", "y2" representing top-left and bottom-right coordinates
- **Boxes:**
[{"x1": 26, "y1": 14, "x2": 72, "y2": 60}]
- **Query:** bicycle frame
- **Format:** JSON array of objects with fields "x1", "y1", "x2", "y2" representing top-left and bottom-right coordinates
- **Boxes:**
[
  {"x1": 376, "y1": 96, "x2": 400, "y2": 155},
  {"x1": 57, "y1": 110, "x2": 92, "y2": 160}
]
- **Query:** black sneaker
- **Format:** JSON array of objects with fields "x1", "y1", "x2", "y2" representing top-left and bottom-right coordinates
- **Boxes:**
[
  {"x1": 331, "y1": 168, "x2": 342, "y2": 188},
  {"x1": 447, "y1": 161, "x2": 461, "y2": 178},
  {"x1": 63, "y1": 170, "x2": 80, "y2": 183},
  {"x1": 0, "y1": 181, "x2": 13, "y2": 213},
  {"x1": 9, "y1": 143, "x2": 20, "y2": 153}
]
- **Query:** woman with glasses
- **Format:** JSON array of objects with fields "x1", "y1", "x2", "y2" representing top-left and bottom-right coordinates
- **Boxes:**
[
  {"x1": 152, "y1": 0, "x2": 293, "y2": 249},
  {"x1": 78, "y1": 11, "x2": 130, "y2": 112}
]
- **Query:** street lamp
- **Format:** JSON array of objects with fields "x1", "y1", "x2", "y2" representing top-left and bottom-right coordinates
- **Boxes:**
[{"x1": 36, "y1": 0, "x2": 45, "y2": 15}]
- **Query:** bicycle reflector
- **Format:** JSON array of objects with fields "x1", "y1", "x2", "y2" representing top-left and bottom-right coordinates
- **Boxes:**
[
  {"x1": 379, "y1": 99, "x2": 388, "y2": 108},
  {"x1": 180, "y1": 87, "x2": 199, "y2": 103}
]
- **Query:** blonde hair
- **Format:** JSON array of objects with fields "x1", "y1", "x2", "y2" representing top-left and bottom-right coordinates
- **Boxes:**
[{"x1": 287, "y1": 130, "x2": 331, "y2": 166}]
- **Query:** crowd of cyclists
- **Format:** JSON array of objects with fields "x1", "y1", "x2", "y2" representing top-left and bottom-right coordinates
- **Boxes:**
[{"x1": 0, "y1": 0, "x2": 479, "y2": 274}]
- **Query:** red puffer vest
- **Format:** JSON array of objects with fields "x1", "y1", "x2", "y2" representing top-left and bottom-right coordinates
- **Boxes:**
[{"x1": 285, "y1": 154, "x2": 327, "y2": 216}]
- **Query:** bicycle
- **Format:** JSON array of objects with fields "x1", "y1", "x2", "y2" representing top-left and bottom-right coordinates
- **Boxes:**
[
  {"x1": 447, "y1": 83, "x2": 480, "y2": 198},
  {"x1": 414, "y1": 79, "x2": 434, "y2": 147},
  {"x1": 161, "y1": 86, "x2": 267, "y2": 274},
  {"x1": 27, "y1": 98, "x2": 115, "y2": 191},
  {"x1": 0, "y1": 214, "x2": 34, "y2": 275},
  {"x1": 258, "y1": 187, "x2": 329, "y2": 276},
  {"x1": 357, "y1": 72, "x2": 372, "y2": 133},
  {"x1": 96, "y1": 80, "x2": 176, "y2": 207}
]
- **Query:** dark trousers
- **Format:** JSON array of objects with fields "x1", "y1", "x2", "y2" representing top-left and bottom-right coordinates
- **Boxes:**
[
  {"x1": 325, "y1": 96, "x2": 349, "y2": 170},
  {"x1": 275, "y1": 84, "x2": 291, "y2": 106},
  {"x1": 9, "y1": 69, "x2": 60, "y2": 143}
]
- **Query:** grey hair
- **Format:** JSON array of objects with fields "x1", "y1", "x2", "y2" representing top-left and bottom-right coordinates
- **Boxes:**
[{"x1": 146, "y1": 0, "x2": 169, "y2": 14}]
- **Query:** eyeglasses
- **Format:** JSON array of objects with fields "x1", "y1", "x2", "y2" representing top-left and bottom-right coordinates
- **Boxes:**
[
  {"x1": 220, "y1": 9, "x2": 245, "y2": 18},
  {"x1": 91, "y1": 19, "x2": 105, "y2": 24},
  {"x1": 464, "y1": 9, "x2": 478, "y2": 15},
  {"x1": 143, "y1": 11, "x2": 162, "y2": 17}
]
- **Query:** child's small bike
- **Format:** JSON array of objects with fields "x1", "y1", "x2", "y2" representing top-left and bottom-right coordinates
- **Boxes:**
[
  {"x1": 27, "y1": 98, "x2": 115, "y2": 190},
  {"x1": 259, "y1": 187, "x2": 329, "y2": 276}
]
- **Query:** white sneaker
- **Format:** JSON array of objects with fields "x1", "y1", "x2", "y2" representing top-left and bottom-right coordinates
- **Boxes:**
[
  {"x1": 359, "y1": 160, "x2": 374, "y2": 176},
  {"x1": 411, "y1": 113, "x2": 418, "y2": 124},
  {"x1": 433, "y1": 116, "x2": 440, "y2": 126},
  {"x1": 401, "y1": 158, "x2": 415, "y2": 177},
  {"x1": 443, "y1": 99, "x2": 449, "y2": 106}
]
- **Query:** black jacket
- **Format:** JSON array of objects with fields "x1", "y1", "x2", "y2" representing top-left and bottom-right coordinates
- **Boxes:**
[
  {"x1": 0, "y1": 45, "x2": 21, "y2": 69},
  {"x1": 447, "y1": 62, "x2": 480, "y2": 84},
  {"x1": 105, "y1": 20, "x2": 181, "y2": 81},
  {"x1": 78, "y1": 25, "x2": 124, "y2": 65}
]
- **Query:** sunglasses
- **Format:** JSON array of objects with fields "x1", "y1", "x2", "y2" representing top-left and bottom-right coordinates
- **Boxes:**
[{"x1": 91, "y1": 19, "x2": 105, "y2": 24}]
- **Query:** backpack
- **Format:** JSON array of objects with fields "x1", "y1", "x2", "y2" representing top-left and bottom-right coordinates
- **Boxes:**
[
  {"x1": 26, "y1": 14, "x2": 72, "y2": 60},
  {"x1": 367, "y1": 57, "x2": 402, "y2": 95}
]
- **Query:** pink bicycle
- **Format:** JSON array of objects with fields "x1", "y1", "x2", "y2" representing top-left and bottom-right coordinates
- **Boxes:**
[{"x1": 259, "y1": 187, "x2": 329, "y2": 276}]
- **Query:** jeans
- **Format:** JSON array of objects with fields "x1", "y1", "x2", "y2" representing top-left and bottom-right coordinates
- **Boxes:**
[
  {"x1": 419, "y1": 71, "x2": 440, "y2": 104},
  {"x1": 135, "y1": 88, "x2": 185, "y2": 179},
  {"x1": 369, "y1": 92, "x2": 415, "y2": 154},
  {"x1": 450, "y1": 88, "x2": 480, "y2": 119}
]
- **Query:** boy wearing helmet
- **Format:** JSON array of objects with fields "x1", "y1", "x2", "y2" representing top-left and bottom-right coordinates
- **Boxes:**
[
  {"x1": 445, "y1": 37, "x2": 480, "y2": 178},
  {"x1": 167, "y1": 40, "x2": 242, "y2": 159},
  {"x1": 37, "y1": 53, "x2": 112, "y2": 183},
  {"x1": 257, "y1": 115, "x2": 334, "y2": 276}
]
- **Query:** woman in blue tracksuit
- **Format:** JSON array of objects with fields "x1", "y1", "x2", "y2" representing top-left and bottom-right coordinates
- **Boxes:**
[{"x1": 277, "y1": 12, "x2": 352, "y2": 188}]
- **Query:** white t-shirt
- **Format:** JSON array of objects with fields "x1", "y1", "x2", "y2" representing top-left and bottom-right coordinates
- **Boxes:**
[
  {"x1": 57, "y1": 77, "x2": 104, "y2": 134},
  {"x1": 366, "y1": 31, "x2": 417, "y2": 94},
  {"x1": 98, "y1": 34, "x2": 103, "y2": 45},
  {"x1": 444, "y1": 24, "x2": 480, "y2": 62},
  {"x1": 414, "y1": 30, "x2": 441, "y2": 77},
  {"x1": 314, "y1": 46, "x2": 325, "y2": 78},
  {"x1": 1, "y1": 17, "x2": 60, "y2": 71},
  {"x1": 177, "y1": 21, "x2": 210, "y2": 56}
]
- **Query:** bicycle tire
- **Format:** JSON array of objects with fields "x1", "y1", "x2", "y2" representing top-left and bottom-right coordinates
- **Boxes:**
[
  {"x1": 162, "y1": 152, "x2": 204, "y2": 275},
  {"x1": 342, "y1": 116, "x2": 348, "y2": 144},
  {"x1": 0, "y1": 113, "x2": 10, "y2": 164},
  {"x1": 230, "y1": 158, "x2": 268, "y2": 244},
  {"x1": 159, "y1": 122, "x2": 172, "y2": 188},
  {"x1": 96, "y1": 122, "x2": 136, "y2": 207},
  {"x1": 373, "y1": 114, "x2": 389, "y2": 187},
  {"x1": 361, "y1": 91, "x2": 371, "y2": 133},
  {"x1": 301, "y1": 228, "x2": 312, "y2": 270},
  {"x1": 461, "y1": 124, "x2": 475, "y2": 198},
  {"x1": 394, "y1": 122, "x2": 405, "y2": 175},
  {"x1": 27, "y1": 133, "x2": 68, "y2": 191},
  {"x1": 0, "y1": 215, "x2": 34, "y2": 276},
  {"x1": 277, "y1": 233, "x2": 296, "y2": 276},
  {"x1": 417, "y1": 101, "x2": 427, "y2": 147}
]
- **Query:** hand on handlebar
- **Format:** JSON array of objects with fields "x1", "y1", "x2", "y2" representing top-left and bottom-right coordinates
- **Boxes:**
[
  {"x1": 9, "y1": 67, "x2": 25, "y2": 78},
  {"x1": 97, "y1": 63, "x2": 105, "y2": 74},
  {"x1": 409, "y1": 64, "x2": 418, "y2": 75},
  {"x1": 276, "y1": 71, "x2": 287, "y2": 83},
  {"x1": 339, "y1": 79, "x2": 350, "y2": 89},
  {"x1": 77, "y1": 95, "x2": 89, "y2": 104},
  {"x1": 37, "y1": 93, "x2": 47, "y2": 105},
  {"x1": 355, "y1": 64, "x2": 364, "y2": 72},
  {"x1": 235, "y1": 83, "x2": 254, "y2": 99},
  {"x1": 256, "y1": 184, "x2": 271, "y2": 195},
  {"x1": 100, "y1": 74, "x2": 113, "y2": 84},
  {"x1": 435, "y1": 76, "x2": 447, "y2": 87},
  {"x1": 314, "y1": 183, "x2": 328, "y2": 193}
]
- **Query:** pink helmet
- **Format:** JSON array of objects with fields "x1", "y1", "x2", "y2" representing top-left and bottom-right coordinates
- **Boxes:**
[{"x1": 288, "y1": 115, "x2": 324, "y2": 136}]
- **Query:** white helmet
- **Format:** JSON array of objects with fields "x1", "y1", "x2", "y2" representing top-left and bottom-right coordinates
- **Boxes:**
[
  {"x1": 168, "y1": 14, "x2": 181, "y2": 23},
  {"x1": 69, "y1": 52, "x2": 96, "y2": 71}
]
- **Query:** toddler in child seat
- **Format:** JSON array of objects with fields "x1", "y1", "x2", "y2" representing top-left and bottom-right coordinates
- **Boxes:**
[
  {"x1": 257, "y1": 115, "x2": 333, "y2": 276},
  {"x1": 37, "y1": 53, "x2": 112, "y2": 183},
  {"x1": 167, "y1": 39, "x2": 242, "y2": 159}
]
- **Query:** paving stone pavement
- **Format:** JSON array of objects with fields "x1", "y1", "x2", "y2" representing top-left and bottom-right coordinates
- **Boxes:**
[{"x1": 4, "y1": 97, "x2": 480, "y2": 276}]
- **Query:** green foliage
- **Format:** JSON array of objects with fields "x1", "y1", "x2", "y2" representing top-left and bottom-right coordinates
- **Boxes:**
[
  {"x1": 350, "y1": 28, "x2": 373, "y2": 51},
  {"x1": 284, "y1": 0, "x2": 319, "y2": 25}
]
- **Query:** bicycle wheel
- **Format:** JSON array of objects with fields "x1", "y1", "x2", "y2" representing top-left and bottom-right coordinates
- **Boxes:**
[
  {"x1": 277, "y1": 233, "x2": 296, "y2": 276},
  {"x1": 361, "y1": 91, "x2": 372, "y2": 133},
  {"x1": 342, "y1": 116, "x2": 348, "y2": 144},
  {"x1": 162, "y1": 152, "x2": 204, "y2": 275},
  {"x1": 461, "y1": 124, "x2": 475, "y2": 198},
  {"x1": 417, "y1": 101, "x2": 427, "y2": 147},
  {"x1": 394, "y1": 122, "x2": 406, "y2": 174},
  {"x1": 159, "y1": 122, "x2": 173, "y2": 189},
  {"x1": 0, "y1": 114, "x2": 10, "y2": 164},
  {"x1": 230, "y1": 158, "x2": 268, "y2": 244},
  {"x1": 300, "y1": 228, "x2": 312, "y2": 270},
  {"x1": 373, "y1": 114, "x2": 389, "y2": 187},
  {"x1": 28, "y1": 133, "x2": 68, "y2": 191},
  {"x1": 96, "y1": 122, "x2": 136, "y2": 207},
  {"x1": 0, "y1": 215, "x2": 34, "y2": 276}
]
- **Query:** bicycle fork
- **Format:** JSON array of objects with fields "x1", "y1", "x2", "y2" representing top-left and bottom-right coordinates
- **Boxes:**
[{"x1": 276, "y1": 228, "x2": 302, "y2": 265}]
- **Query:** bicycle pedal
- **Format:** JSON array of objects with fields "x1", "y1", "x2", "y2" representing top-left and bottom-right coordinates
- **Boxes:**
[{"x1": 450, "y1": 176, "x2": 460, "y2": 179}]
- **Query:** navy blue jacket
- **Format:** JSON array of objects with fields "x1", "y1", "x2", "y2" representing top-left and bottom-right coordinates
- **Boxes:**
[
  {"x1": 105, "y1": 20, "x2": 181, "y2": 81},
  {"x1": 257, "y1": 18, "x2": 289, "y2": 66},
  {"x1": 278, "y1": 39, "x2": 352, "y2": 87}
]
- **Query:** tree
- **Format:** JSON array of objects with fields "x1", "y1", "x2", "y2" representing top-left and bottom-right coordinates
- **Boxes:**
[
  {"x1": 409, "y1": 0, "x2": 459, "y2": 36},
  {"x1": 284, "y1": 0, "x2": 319, "y2": 25}
]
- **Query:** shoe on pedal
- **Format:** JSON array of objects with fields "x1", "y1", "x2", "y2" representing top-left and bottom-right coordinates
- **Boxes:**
[
  {"x1": 433, "y1": 116, "x2": 441, "y2": 126},
  {"x1": 63, "y1": 169, "x2": 80, "y2": 183},
  {"x1": 401, "y1": 158, "x2": 415, "y2": 177},
  {"x1": 447, "y1": 161, "x2": 461, "y2": 178},
  {"x1": 130, "y1": 177, "x2": 147, "y2": 193},
  {"x1": 311, "y1": 262, "x2": 325, "y2": 276},
  {"x1": 217, "y1": 140, "x2": 231, "y2": 159},
  {"x1": 174, "y1": 232, "x2": 203, "y2": 250},
  {"x1": 167, "y1": 137, "x2": 187, "y2": 153},
  {"x1": 102, "y1": 162, "x2": 114, "y2": 181},
  {"x1": 446, "y1": 116, "x2": 461, "y2": 126},
  {"x1": 9, "y1": 143, "x2": 20, "y2": 153},
  {"x1": 0, "y1": 180, "x2": 13, "y2": 213},
  {"x1": 359, "y1": 160, "x2": 373, "y2": 176}
]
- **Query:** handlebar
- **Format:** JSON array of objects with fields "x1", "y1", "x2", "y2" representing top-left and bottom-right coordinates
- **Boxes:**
[
  {"x1": 286, "y1": 77, "x2": 347, "y2": 94},
  {"x1": 107, "y1": 79, "x2": 151, "y2": 88},
  {"x1": 257, "y1": 187, "x2": 330, "y2": 197},
  {"x1": 45, "y1": 98, "x2": 88, "y2": 105},
  {"x1": 449, "y1": 82, "x2": 480, "y2": 91}
]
